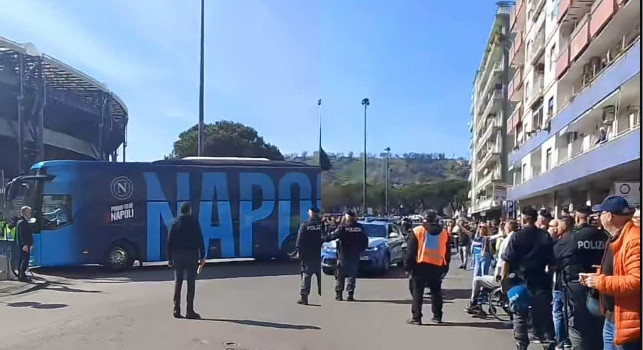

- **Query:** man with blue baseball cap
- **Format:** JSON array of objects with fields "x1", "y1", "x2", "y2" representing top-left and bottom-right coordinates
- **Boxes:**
[{"x1": 581, "y1": 196, "x2": 640, "y2": 350}]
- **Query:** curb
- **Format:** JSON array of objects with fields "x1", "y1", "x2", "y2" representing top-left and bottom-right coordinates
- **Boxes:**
[{"x1": 0, "y1": 276, "x2": 49, "y2": 297}]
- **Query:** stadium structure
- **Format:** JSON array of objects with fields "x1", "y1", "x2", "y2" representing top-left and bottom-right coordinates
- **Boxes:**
[{"x1": 0, "y1": 36, "x2": 128, "y2": 181}]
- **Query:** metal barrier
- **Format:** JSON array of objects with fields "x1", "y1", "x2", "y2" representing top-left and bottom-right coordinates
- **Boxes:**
[{"x1": 0, "y1": 240, "x2": 18, "y2": 278}]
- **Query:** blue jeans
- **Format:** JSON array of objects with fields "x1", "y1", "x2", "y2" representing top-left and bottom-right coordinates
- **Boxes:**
[
  {"x1": 473, "y1": 255, "x2": 491, "y2": 277},
  {"x1": 552, "y1": 290, "x2": 567, "y2": 346},
  {"x1": 603, "y1": 318, "x2": 641, "y2": 350}
]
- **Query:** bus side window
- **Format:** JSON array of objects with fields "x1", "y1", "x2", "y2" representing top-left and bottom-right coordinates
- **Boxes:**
[{"x1": 41, "y1": 195, "x2": 72, "y2": 230}]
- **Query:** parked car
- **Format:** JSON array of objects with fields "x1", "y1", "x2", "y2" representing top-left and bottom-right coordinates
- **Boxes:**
[{"x1": 321, "y1": 221, "x2": 406, "y2": 275}]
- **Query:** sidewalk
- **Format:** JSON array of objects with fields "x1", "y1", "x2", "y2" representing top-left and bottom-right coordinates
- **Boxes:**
[{"x1": 0, "y1": 275, "x2": 48, "y2": 297}]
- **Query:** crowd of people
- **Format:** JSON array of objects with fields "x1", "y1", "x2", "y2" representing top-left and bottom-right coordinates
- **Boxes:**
[{"x1": 445, "y1": 196, "x2": 640, "y2": 350}]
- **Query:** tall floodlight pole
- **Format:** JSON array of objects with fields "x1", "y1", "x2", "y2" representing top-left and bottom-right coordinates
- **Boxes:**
[
  {"x1": 384, "y1": 147, "x2": 390, "y2": 217},
  {"x1": 361, "y1": 98, "x2": 370, "y2": 214},
  {"x1": 198, "y1": 0, "x2": 205, "y2": 156},
  {"x1": 318, "y1": 99, "x2": 322, "y2": 165}
]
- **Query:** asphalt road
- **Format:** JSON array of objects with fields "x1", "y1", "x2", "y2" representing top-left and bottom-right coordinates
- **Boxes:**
[{"x1": 0, "y1": 257, "x2": 518, "y2": 350}]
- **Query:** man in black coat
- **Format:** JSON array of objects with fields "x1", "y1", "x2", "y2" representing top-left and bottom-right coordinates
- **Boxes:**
[
  {"x1": 554, "y1": 206, "x2": 607, "y2": 350},
  {"x1": 16, "y1": 206, "x2": 33, "y2": 282},
  {"x1": 167, "y1": 202, "x2": 206, "y2": 319},
  {"x1": 324, "y1": 211, "x2": 368, "y2": 301},
  {"x1": 296, "y1": 207, "x2": 323, "y2": 305}
]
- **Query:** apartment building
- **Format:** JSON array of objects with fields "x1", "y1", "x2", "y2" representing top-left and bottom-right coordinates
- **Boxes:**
[
  {"x1": 468, "y1": 2, "x2": 514, "y2": 219},
  {"x1": 506, "y1": 0, "x2": 640, "y2": 216}
]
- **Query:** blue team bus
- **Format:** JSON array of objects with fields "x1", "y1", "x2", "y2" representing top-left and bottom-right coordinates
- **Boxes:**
[{"x1": 4, "y1": 157, "x2": 321, "y2": 271}]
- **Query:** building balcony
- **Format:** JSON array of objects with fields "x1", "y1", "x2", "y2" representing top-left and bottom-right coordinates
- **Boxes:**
[
  {"x1": 507, "y1": 125, "x2": 640, "y2": 201},
  {"x1": 511, "y1": 0, "x2": 526, "y2": 31},
  {"x1": 476, "y1": 88, "x2": 503, "y2": 131},
  {"x1": 474, "y1": 183, "x2": 507, "y2": 212},
  {"x1": 530, "y1": 0, "x2": 547, "y2": 19},
  {"x1": 557, "y1": 0, "x2": 640, "y2": 103},
  {"x1": 477, "y1": 116, "x2": 502, "y2": 150},
  {"x1": 477, "y1": 60, "x2": 504, "y2": 110},
  {"x1": 477, "y1": 146, "x2": 502, "y2": 172},
  {"x1": 559, "y1": 0, "x2": 595, "y2": 25},
  {"x1": 530, "y1": 28, "x2": 546, "y2": 64},
  {"x1": 508, "y1": 39, "x2": 639, "y2": 167},
  {"x1": 570, "y1": 14, "x2": 591, "y2": 62},
  {"x1": 508, "y1": 102, "x2": 524, "y2": 134},
  {"x1": 477, "y1": 170, "x2": 502, "y2": 190},
  {"x1": 510, "y1": 33, "x2": 525, "y2": 67},
  {"x1": 509, "y1": 67, "x2": 524, "y2": 101},
  {"x1": 556, "y1": 45, "x2": 571, "y2": 79},
  {"x1": 527, "y1": 77, "x2": 544, "y2": 108},
  {"x1": 590, "y1": 0, "x2": 617, "y2": 38}
]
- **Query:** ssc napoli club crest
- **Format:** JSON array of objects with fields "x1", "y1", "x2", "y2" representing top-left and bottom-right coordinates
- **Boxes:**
[{"x1": 111, "y1": 176, "x2": 134, "y2": 200}]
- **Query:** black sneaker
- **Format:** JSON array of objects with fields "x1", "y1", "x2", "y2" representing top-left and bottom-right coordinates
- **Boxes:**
[
  {"x1": 347, "y1": 294, "x2": 355, "y2": 302},
  {"x1": 406, "y1": 319, "x2": 422, "y2": 326},
  {"x1": 185, "y1": 311, "x2": 201, "y2": 320},
  {"x1": 465, "y1": 302, "x2": 482, "y2": 314},
  {"x1": 297, "y1": 296, "x2": 308, "y2": 305},
  {"x1": 431, "y1": 317, "x2": 443, "y2": 324},
  {"x1": 335, "y1": 294, "x2": 343, "y2": 301},
  {"x1": 173, "y1": 307, "x2": 182, "y2": 319}
]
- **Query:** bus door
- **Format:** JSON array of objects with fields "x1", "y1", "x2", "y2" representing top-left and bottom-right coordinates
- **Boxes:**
[{"x1": 38, "y1": 193, "x2": 75, "y2": 266}]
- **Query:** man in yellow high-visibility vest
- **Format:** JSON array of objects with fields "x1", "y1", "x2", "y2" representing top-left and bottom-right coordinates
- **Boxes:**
[{"x1": 404, "y1": 210, "x2": 450, "y2": 325}]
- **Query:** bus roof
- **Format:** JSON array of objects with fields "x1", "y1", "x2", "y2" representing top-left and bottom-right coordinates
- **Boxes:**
[{"x1": 31, "y1": 159, "x2": 315, "y2": 170}]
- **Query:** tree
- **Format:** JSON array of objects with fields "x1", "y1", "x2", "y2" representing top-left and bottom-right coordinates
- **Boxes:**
[{"x1": 169, "y1": 120, "x2": 284, "y2": 160}]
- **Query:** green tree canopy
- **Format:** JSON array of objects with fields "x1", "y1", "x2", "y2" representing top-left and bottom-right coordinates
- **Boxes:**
[{"x1": 169, "y1": 121, "x2": 284, "y2": 160}]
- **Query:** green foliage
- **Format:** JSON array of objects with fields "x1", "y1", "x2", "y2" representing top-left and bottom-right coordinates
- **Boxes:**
[
  {"x1": 309, "y1": 153, "x2": 470, "y2": 214},
  {"x1": 169, "y1": 121, "x2": 284, "y2": 160}
]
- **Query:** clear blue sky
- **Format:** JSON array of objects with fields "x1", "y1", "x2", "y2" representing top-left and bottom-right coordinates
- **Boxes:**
[{"x1": 1, "y1": 0, "x2": 499, "y2": 161}]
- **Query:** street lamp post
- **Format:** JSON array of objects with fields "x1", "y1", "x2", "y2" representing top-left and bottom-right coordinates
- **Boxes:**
[
  {"x1": 361, "y1": 98, "x2": 370, "y2": 214},
  {"x1": 198, "y1": 0, "x2": 205, "y2": 156},
  {"x1": 384, "y1": 147, "x2": 390, "y2": 217}
]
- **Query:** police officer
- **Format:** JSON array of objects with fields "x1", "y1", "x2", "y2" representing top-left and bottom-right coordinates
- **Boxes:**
[
  {"x1": 501, "y1": 206, "x2": 557, "y2": 350},
  {"x1": 324, "y1": 211, "x2": 368, "y2": 301},
  {"x1": 296, "y1": 207, "x2": 323, "y2": 305},
  {"x1": 404, "y1": 210, "x2": 450, "y2": 325},
  {"x1": 554, "y1": 205, "x2": 607, "y2": 350}
]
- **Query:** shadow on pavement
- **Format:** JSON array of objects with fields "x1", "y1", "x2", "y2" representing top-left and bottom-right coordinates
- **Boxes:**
[
  {"x1": 360, "y1": 268, "x2": 408, "y2": 279},
  {"x1": 353, "y1": 298, "x2": 454, "y2": 305},
  {"x1": 34, "y1": 260, "x2": 301, "y2": 283},
  {"x1": 5, "y1": 301, "x2": 68, "y2": 310},
  {"x1": 38, "y1": 281, "x2": 102, "y2": 294},
  {"x1": 199, "y1": 318, "x2": 320, "y2": 330},
  {"x1": 440, "y1": 320, "x2": 512, "y2": 330}
]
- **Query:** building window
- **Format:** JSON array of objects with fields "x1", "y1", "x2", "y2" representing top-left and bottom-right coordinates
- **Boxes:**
[
  {"x1": 522, "y1": 164, "x2": 528, "y2": 182},
  {"x1": 548, "y1": 97, "x2": 554, "y2": 119},
  {"x1": 549, "y1": 44, "x2": 556, "y2": 70},
  {"x1": 545, "y1": 148, "x2": 552, "y2": 170},
  {"x1": 42, "y1": 195, "x2": 73, "y2": 230}
]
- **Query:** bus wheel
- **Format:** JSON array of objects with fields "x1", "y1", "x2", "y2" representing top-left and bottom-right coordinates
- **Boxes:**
[{"x1": 106, "y1": 243, "x2": 133, "y2": 272}]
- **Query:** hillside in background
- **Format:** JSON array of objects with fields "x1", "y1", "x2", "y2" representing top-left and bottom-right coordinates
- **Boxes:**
[{"x1": 284, "y1": 152, "x2": 471, "y2": 214}]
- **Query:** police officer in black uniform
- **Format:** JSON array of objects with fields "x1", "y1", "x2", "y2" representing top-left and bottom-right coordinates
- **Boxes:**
[
  {"x1": 554, "y1": 205, "x2": 607, "y2": 350},
  {"x1": 501, "y1": 207, "x2": 557, "y2": 350},
  {"x1": 296, "y1": 207, "x2": 323, "y2": 305},
  {"x1": 324, "y1": 211, "x2": 368, "y2": 301}
]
